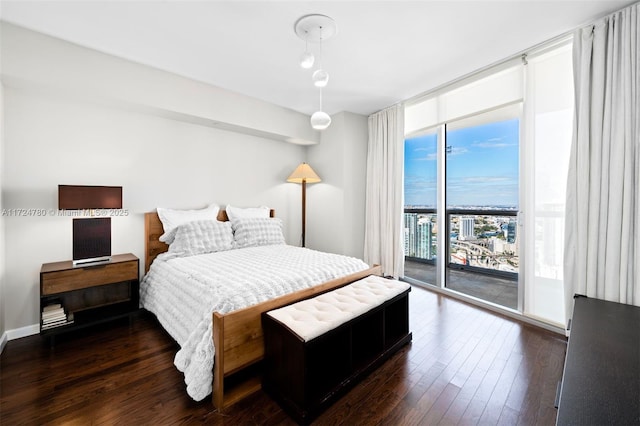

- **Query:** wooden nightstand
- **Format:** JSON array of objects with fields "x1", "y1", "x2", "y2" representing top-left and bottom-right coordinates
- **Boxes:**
[{"x1": 40, "y1": 253, "x2": 140, "y2": 339}]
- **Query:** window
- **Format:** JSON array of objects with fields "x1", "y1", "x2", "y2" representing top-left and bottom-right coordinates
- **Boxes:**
[
  {"x1": 405, "y1": 105, "x2": 521, "y2": 309},
  {"x1": 404, "y1": 129, "x2": 438, "y2": 285},
  {"x1": 403, "y1": 40, "x2": 572, "y2": 327}
]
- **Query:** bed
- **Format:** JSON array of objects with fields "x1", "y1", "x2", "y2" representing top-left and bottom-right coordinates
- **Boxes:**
[{"x1": 140, "y1": 208, "x2": 381, "y2": 410}]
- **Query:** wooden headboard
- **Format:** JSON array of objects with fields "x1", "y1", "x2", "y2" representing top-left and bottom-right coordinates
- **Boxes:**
[{"x1": 144, "y1": 209, "x2": 275, "y2": 273}]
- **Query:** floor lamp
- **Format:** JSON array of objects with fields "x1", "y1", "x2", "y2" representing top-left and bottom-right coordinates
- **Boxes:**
[{"x1": 287, "y1": 162, "x2": 321, "y2": 247}]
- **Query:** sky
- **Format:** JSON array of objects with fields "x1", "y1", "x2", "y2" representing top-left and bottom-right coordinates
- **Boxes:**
[{"x1": 404, "y1": 119, "x2": 519, "y2": 208}]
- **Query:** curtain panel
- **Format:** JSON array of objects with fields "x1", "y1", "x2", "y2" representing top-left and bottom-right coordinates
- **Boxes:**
[
  {"x1": 564, "y1": 2, "x2": 640, "y2": 324},
  {"x1": 364, "y1": 104, "x2": 405, "y2": 278}
]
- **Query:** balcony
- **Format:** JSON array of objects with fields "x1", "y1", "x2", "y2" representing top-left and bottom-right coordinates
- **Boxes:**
[
  {"x1": 404, "y1": 259, "x2": 517, "y2": 309},
  {"x1": 404, "y1": 209, "x2": 518, "y2": 310}
]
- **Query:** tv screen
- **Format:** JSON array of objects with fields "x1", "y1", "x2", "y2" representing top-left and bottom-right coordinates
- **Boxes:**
[{"x1": 73, "y1": 218, "x2": 111, "y2": 263}]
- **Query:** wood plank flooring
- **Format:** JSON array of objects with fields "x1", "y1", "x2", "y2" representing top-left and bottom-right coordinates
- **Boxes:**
[{"x1": 0, "y1": 285, "x2": 567, "y2": 425}]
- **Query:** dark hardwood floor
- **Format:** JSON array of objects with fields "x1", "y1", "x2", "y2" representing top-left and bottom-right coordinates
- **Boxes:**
[{"x1": 0, "y1": 285, "x2": 567, "y2": 425}]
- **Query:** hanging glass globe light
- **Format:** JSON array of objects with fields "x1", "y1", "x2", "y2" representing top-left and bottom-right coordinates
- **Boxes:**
[
  {"x1": 299, "y1": 51, "x2": 315, "y2": 69},
  {"x1": 312, "y1": 69, "x2": 329, "y2": 87},
  {"x1": 310, "y1": 111, "x2": 331, "y2": 130}
]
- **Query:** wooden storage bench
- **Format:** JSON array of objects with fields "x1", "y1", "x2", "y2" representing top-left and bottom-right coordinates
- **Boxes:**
[{"x1": 262, "y1": 275, "x2": 412, "y2": 424}]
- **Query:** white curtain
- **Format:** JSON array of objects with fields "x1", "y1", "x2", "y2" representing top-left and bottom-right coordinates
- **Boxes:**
[
  {"x1": 564, "y1": 2, "x2": 640, "y2": 324},
  {"x1": 364, "y1": 104, "x2": 405, "y2": 278}
]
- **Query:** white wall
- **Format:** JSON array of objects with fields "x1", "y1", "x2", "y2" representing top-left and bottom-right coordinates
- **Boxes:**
[
  {"x1": 0, "y1": 81, "x2": 6, "y2": 350},
  {"x1": 307, "y1": 112, "x2": 368, "y2": 259},
  {"x1": 3, "y1": 88, "x2": 308, "y2": 331},
  {"x1": 0, "y1": 23, "x2": 314, "y2": 333},
  {"x1": 0, "y1": 23, "x2": 371, "y2": 337}
]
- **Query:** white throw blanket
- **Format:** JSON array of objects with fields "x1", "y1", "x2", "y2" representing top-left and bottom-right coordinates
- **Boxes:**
[{"x1": 139, "y1": 245, "x2": 369, "y2": 401}]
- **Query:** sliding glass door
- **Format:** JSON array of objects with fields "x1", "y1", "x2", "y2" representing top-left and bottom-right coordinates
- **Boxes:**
[
  {"x1": 444, "y1": 106, "x2": 520, "y2": 309},
  {"x1": 404, "y1": 106, "x2": 521, "y2": 310}
]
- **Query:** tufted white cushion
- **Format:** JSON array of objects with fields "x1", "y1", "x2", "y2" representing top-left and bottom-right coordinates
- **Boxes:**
[
  {"x1": 232, "y1": 217, "x2": 285, "y2": 248},
  {"x1": 266, "y1": 275, "x2": 410, "y2": 342},
  {"x1": 167, "y1": 220, "x2": 234, "y2": 257}
]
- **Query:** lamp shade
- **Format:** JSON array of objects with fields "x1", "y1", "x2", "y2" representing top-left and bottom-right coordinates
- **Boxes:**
[
  {"x1": 287, "y1": 163, "x2": 321, "y2": 184},
  {"x1": 59, "y1": 185, "x2": 122, "y2": 210}
]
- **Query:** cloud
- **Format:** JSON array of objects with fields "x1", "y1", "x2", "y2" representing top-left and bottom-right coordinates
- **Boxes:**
[
  {"x1": 419, "y1": 153, "x2": 437, "y2": 161},
  {"x1": 463, "y1": 176, "x2": 512, "y2": 183},
  {"x1": 415, "y1": 145, "x2": 469, "y2": 160},
  {"x1": 447, "y1": 146, "x2": 469, "y2": 156},
  {"x1": 405, "y1": 174, "x2": 436, "y2": 187},
  {"x1": 472, "y1": 136, "x2": 517, "y2": 149}
]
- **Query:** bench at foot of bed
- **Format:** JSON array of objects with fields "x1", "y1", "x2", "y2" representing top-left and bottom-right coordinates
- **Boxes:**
[{"x1": 262, "y1": 275, "x2": 412, "y2": 424}]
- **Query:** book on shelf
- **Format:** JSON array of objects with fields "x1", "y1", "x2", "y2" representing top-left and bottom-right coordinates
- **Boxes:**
[
  {"x1": 42, "y1": 318, "x2": 67, "y2": 328},
  {"x1": 41, "y1": 319, "x2": 74, "y2": 330},
  {"x1": 42, "y1": 303, "x2": 62, "y2": 312},
  {"x1": 42, "y1": 310, "x2": 65, "y2": 320},
  {"x1": 43, "y1": 316, "x2": 66, "y2": 325},
  {"x1": 41, "y1": 302, "x2": 72, "y2": 329},
  {"x1": 43, "y1": 315, "x2": 66, "y2": 323},
  {"x1": 42, "y1": 314, "x2": 74, "y2": 329}
]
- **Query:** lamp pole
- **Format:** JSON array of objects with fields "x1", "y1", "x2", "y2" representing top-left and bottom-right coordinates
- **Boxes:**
[
  {"x1": 287, "y1": 162, "x2": 320, "y2": 248},
  {"x1": 301, "y1": 178, "x2": 307, "y2": 247}
]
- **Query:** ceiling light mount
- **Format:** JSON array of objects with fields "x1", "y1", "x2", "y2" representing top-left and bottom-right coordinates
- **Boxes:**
[{"x1": 294, "y1": 14, "x2": 337, "y2": 43}]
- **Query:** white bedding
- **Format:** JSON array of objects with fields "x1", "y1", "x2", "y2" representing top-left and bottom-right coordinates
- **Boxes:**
[{"x1": 139, "y1": 244, "x2": 369, "y2": 401}]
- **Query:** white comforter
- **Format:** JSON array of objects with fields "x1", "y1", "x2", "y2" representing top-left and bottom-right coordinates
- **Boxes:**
[{"x1": 139, "y1": 244, "x2": 369, "y2": 401}]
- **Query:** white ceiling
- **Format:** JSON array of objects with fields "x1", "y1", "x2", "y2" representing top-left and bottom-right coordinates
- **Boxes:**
[{"x1": 0, "y1": 1, "x2": 635, "y2": 116}]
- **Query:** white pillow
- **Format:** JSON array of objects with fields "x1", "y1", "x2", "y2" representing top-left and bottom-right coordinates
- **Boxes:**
[
  {"x1": 167, "y1": 220, "x2": 234, "y2": 257},
  {"x1": 232, "y1": 218, "x2": 286, "y2": 248},
  {"x1": 157, "y1": 204, "x2": 220, "y2": 243},
  {"x1": 226, "y1": 204, "x2": 270, "y2": 221}
]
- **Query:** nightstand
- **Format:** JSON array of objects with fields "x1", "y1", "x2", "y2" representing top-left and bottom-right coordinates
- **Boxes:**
[{"x1": 40, "y1": 253, "x2": 140, "y2": 339}]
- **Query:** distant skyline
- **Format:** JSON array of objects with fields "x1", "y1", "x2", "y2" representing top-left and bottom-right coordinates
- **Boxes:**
[{"x1": 404, "y1": 119, "x2": 519, "y2": 208}]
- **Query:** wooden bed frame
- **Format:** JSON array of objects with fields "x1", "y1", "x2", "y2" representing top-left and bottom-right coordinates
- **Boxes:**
[{"x1": 143, "y1": 210, "x2": 382, "y2": 410}]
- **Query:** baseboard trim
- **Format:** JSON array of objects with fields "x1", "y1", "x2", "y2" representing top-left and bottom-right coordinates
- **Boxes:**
[
  {"x1": 0, "y1": 331, "x2": 7, "y2": 354},
  {"x1": 6, "y1": 323, "x2": 39, "y2": 341}
]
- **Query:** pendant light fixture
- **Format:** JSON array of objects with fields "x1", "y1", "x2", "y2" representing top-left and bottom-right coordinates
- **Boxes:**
[{"x1": 294, "y1": 14, "x2": 337, "y2": 131}]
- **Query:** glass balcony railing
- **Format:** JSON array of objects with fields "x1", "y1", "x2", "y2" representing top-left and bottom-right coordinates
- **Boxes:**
[
  {"x1": 404, "y1": 208, "x2": 518, "y2": 280},
  {"x1": 404, "y1": 209, "x2": 437, "y2": 262}
]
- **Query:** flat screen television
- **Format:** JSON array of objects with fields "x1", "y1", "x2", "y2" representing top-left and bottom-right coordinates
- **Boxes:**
[{"x1": 73, "y1": 217, "x2": 111, "y2": 266}]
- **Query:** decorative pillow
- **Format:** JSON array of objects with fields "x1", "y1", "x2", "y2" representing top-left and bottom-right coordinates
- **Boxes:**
[
  {"x1": 232, "y1": 218, "x2": 286, "y2": 249},
  {"x1": 157, "y1": 204, "x2": 220, "y2": 243},
  {"x1": 167, "y1": 220, "x2": 234, "y2": 257},
  {"x1": 225, "y1": 205, "x2": 270, "y2": 221}
]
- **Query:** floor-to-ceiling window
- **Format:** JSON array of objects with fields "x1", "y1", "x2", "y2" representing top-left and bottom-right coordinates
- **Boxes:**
[
  {"x1": 444, "y1": 107, "x2": 520, "y2": 309},
  {"x1": 403, "y1": 40, "x2": 573, "y2": 328},
  {"x1": 404, "y1": 106, "x2": 521, "y2": 310}
]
